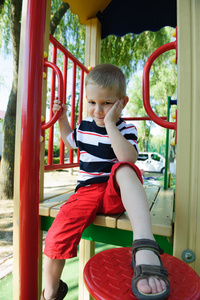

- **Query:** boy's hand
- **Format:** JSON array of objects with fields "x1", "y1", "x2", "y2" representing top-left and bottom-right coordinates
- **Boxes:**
[
  {"x1": 53, "y1": 99, "x2": 67, "y2": 119},
  {"x1": 104, "y1": 99, "x2": 123, "y2": 125}
]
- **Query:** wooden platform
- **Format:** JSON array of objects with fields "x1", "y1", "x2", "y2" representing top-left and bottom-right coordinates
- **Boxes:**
[
  {"x1": 40, "y1": 184, "x2": 174, "y2": 238},
  {"x1": 39, "y1": 183, "x2": 174, "y2": 300}
]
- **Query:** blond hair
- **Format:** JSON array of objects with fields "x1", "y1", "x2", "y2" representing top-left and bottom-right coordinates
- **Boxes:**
[{"x1": 85, "y1": 63, "x2": 126, "y2": 98}]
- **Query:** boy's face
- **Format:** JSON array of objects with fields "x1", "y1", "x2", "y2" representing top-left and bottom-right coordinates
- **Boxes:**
[{"x1": 86, "y1": 84, "x2": 123, "y2": 127}]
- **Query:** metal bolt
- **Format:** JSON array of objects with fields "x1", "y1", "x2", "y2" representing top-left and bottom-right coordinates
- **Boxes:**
[{"x1": 181, "y1": 249, "x2": 195, "y2": 263}]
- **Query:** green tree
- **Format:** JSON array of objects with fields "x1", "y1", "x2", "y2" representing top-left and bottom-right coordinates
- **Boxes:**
[
  {"x1": 0, "y1": 0, "x2": 70, "y2": 199},
  {"x1": 126, "y1": 45, "x2": 177, "y2": 153},
  {"x1": 0, "y1": 0, "x2": 22, "y2": 199},
  {"x1": 126, "y1": 74, "x2": 153, "y2": 152},
  {"x1": 101, "y1": 27, "x2": 174, "y2": 80},
  {"x1": 0, "y1": 0, "x2": 176, "y2": 198}
]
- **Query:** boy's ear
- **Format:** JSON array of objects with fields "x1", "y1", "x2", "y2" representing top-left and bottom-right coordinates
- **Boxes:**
[{"x1": 122, "y1": 96, "x2": 129, "y2": 108}]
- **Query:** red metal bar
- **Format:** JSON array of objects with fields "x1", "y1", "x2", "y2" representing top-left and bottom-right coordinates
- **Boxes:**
[
  {"x1": 19, "y1": 0, "x2": 47, "y2": 298},
  {"x1": 44, "y1": 35, "x2": 175, "y2": 171},
  {"x1": 45, "y1": 162, "x2": 79, "y2": 171},
  {"x1": 48, "y1": 45, "x2": 57, "y2": 165},
  {"x1": 78, "y1": 68, "x2": 84, "y2": 124},
  {"x1": 49, "y1": 35, "x2": 89, "y2": 73},
  {"x1": 60, "y1": 54, "x2": 68, "y2": 165},
  {"x1": 63, "y1": 54, "x2": 68, "y2": 105},
  {"x1": 76, "y1": 68, "x2": 85, "y2": 162},
  {"x1": 69, "y1": 62, "x2": 77, "y2": 164},
  {"x1": 143, "y1": 40, "x2": 177, "y2": 131},
  {"x1": 42, "y1": 62, "x2": 64, "y2": 130},
  {"x1": 44, "y1": 36, "x2": 89, "y2": 171}
]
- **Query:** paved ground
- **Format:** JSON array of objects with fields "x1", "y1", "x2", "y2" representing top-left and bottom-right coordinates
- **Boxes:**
[{"x1": 0, "y1": 169, "x2": 78, "y2": 279}]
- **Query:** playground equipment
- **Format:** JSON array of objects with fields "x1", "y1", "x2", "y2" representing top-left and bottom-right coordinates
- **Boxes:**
[
  {"x1": 12, "y1": 1, "x2": 200, "y2": 299},
  {"x1": 142, "y1": 30, "x2": 177, "y2": 141},
  {"x1": 164, "y1": 96, "x2": 177, "y2": 189},
  {"x1": 38, "y1": 34, "x2": 175, "y2": 298},
  {"x1": 83, "y1": 247, "x2": 200, "y2": 300},
  {"x1": 42, "y1": 35, "x2": 89, "y2": 170},
  {"x1": 142, "y1": 29, "x2": 177, "y2": 189}
]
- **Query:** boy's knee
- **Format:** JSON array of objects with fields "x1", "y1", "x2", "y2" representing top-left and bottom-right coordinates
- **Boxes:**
[
  {"x1": 115, "y1": 163, "x2": 137, "y2": 177},
  {"x1": 114, "y1": 162, "x2": 143, "y2": 185}
]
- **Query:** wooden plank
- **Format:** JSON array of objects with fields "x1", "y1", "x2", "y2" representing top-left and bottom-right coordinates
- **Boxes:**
[
  {"x1": 151, "y1": 188, "x2": 174, "y2": 237},
  {"x1": 117, "y1": 212, "x2": 132, "y2": 231},
  {"x1": 43, "y1": 183, "x2": 76, "y2": 200},
  {"x1": 144, "y1": 186, "x2": 160, "y2": 208},
  {"x1": 49, "y1": 192, "x2": 74, "y2": 217},
  {"x1": 117, "y1": 186, "x2": 159, "y2": 231},
  {"x1": 41, "y1": 185, "x2": 173, "y2": 238},
  {"x1": 93, "y1": 213, "x2": 122, "y2": 228},
  {"x1": 79, "y1": 239, "x2": 95, "y2": 300},
  {"x1": 39, "y1": 191, "x2": 74, "y2": 216}
]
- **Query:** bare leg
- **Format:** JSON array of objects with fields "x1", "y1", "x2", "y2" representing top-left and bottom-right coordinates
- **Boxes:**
[
  {"x1": 43, "y1": 255, "x2": 65, "y2": 299},
  {"x1": 115, "y1": 165, "x2": 167, "y2": 294}
]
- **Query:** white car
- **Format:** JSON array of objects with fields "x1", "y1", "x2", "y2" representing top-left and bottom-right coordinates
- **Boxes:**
[{"x1": 135, "y1": 152, "x2": 166, "y2": 173}]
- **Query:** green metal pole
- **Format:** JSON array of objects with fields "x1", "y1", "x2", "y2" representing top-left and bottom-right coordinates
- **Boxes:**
[{"x1": 164, "y1": 96, "x2": 171, "y2": 189}]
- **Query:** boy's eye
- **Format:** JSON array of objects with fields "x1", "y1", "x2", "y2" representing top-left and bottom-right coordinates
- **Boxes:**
[{"x1": 104, "y1": 102, "x2": 112, "y2": 105}]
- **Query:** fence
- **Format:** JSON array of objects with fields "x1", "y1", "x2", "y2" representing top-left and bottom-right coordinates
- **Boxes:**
[{"x1": 43, "y1": 35, "x2": 89, "y2": 171}]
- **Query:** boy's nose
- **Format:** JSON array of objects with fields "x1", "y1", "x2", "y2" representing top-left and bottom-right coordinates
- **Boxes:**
[{"x1": 95, "y1": 104, "x2": 103, "y2": 114}]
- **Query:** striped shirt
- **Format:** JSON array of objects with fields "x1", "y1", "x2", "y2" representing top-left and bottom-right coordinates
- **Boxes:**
[{"x1": 67, "y1": 117, "x2": 138, "y2": 190}]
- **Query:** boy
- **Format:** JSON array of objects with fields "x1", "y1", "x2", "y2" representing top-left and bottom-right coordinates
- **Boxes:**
[{"x1": 41, "y1": 63, "x2": 170, "y2": 300}]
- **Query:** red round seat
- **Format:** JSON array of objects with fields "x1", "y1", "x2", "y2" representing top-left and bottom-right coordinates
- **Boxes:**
[{"x1": 84, "y1": 247, "x2": 200, "y2": 300}]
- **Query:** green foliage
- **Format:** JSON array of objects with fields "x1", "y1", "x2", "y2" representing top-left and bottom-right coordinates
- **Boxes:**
[
  {"x1": 44, "y1": 156, "x2": 60, "y2": 165},
  {"x1": 0, "y1": 1, "x2": 177, "y2": 195},
  {"x1": 51, "y1": 2, "x2": 85, "y2": 63},
  {"x1": 148, "y1": 130, "x2": 167, "y2": 156},
  {"x1": 45, "y1": 144, "x2": 60, "y2": 157},
  {"x1": 0, "y1": 119, "x2": 3, "y2": 132},
  {"x1": 125, "y1": 27, "x2": 177, "y2": 153},
  {"x1": 101, "y1": 27, "x2": 174, "y2": 81},
  {"x1": 0, "y1": 0, "x2": 11, "y2": 53}
]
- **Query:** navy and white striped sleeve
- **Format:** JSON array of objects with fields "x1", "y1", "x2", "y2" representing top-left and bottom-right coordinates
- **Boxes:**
[{"x1": 118, "y1": 121, "x2": 139, "y2": 153}]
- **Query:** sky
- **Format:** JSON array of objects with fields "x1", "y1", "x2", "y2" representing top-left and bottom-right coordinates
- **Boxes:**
[{"x1": 0, "y1": 54, "x2": 13, "y2": 112}]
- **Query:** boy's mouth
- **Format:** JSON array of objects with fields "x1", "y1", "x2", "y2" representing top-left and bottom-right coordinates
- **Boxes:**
[{"x1": 95, "y1": 116, "x2": 104, "y2": 120}]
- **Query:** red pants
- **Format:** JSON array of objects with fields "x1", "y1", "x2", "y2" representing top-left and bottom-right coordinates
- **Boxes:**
[{"x1": 44, "y1": 162, "x2": 142, "y2": 259}]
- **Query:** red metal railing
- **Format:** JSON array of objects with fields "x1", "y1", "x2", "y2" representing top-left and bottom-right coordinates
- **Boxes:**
[
  {"x1": 43, "y1": 35, "x2": 177, "y2": 172},
  {"x1": 42, "y1": 61, "x2": 64, "y2": 130},
  {"x1": 143, "y1": 37, "x2": 177, "y2": 132},
  {"x1": 43, "y1": 35, "x2": 89, "y2": 171}
]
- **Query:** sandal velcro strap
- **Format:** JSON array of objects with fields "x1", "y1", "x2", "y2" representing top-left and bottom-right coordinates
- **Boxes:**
[
  {"x1": 134, "y1": 264, "x2": 169, "y2": 281},
  {"x1": 132, "y1": 239, "x2": 164, "y2": 262}
]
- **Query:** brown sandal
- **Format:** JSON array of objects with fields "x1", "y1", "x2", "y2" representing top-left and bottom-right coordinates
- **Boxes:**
[{"x1": 131, "y1": 239, "x2": 170, "y2": 300}]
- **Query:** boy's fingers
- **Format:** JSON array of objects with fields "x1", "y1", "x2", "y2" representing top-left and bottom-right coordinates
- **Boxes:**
[
  {"x1": 54, "y1": 99, "x2": 60, "y2": 104},
  {"x1": 53, "y1": 104, "x2": 61, "y2": 112},
  {"x1": 53, "y1": 103, "x2": 61, "y2": 108}
]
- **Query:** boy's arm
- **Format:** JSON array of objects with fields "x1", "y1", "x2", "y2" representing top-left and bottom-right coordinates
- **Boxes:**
[
  {"x1": 104, "y1": 99, "x2": 138, "y2": 163},
  {"x1": 53, "y1": 100, "x2": 74, "y2": 150}
]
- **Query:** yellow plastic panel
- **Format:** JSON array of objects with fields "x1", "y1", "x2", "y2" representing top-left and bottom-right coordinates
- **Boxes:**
[{"x1": 62, "y1": 0, "x2": 111, "y2": 24}]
